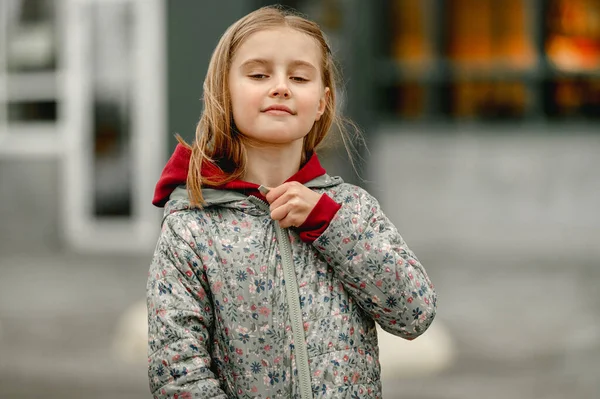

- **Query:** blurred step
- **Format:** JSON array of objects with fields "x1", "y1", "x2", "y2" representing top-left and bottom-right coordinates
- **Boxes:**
[
  {"x1": 111, "y1": 299, "x2": 148, "y2": 367},
  {"x1": 378, "y1": 321, "x2": 456, "y2": 380}
]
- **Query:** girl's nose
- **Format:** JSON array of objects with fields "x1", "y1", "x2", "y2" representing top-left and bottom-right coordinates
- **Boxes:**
[{"x1": 269, "y1": 78, "x2": 291, "y2": 98}]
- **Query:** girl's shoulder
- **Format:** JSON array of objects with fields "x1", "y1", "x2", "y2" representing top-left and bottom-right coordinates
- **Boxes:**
[
  {"x1": 162, "y1": 198, "x2": 203, "y2": 222},
  {"x1": 322, "y1": 182, "x2": 378, "y2": 204}
]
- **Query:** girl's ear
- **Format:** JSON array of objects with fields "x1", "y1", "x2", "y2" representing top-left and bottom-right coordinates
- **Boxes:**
[{"x1": 315, "y1": 87, "x2": 330, "y2": 121}]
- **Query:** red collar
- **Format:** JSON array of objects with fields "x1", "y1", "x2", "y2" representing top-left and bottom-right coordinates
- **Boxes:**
[{"x1": 152, "y1": 144, "x2": 327, "y2": 207}]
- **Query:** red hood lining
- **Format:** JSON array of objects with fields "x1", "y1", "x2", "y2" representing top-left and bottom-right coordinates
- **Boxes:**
[{"x1": 152, "y1": 144, "x2": 327, "y2": 207}]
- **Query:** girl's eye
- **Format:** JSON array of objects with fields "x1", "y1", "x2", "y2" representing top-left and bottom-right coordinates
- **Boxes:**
[
  {"x1": 291, "y1": 76, "x2": 308, "y2": 82},
  {"x1": 249, "y1": 74, "x2": 268, "y2": 79}
]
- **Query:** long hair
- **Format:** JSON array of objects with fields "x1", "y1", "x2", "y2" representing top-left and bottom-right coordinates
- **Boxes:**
[{"x1": 180, "y1": 5, "x2": 362, "y2": 207}]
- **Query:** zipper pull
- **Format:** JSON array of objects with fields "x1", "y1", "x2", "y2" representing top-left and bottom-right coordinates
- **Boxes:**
[{"x1": 258, "y1": 185, "x2": 270, "y2": 196}]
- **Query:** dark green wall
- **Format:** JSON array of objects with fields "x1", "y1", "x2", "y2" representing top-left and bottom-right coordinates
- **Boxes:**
[{"x1": 166, "y1": 1, "x2": 249, "y2": 150}]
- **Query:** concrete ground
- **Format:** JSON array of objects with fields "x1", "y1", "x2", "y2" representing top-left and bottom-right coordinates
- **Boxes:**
[{"x1": 0, "y1": 247, "x2": 598, "y2": 399}]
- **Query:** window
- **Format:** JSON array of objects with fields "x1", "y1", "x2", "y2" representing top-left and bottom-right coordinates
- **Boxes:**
[
  {"x1": 0, "y1": 0, "x2": 63, "y2": 156},
  {"x1": 0, "y1": 0, "x2": 166, "y2": 253},
  {"x1": 544, "y1": 0, "x2": 600, "y2": 118},
  {"x1": 380, "y1": 0, "x2": 600, "y2": 122}
]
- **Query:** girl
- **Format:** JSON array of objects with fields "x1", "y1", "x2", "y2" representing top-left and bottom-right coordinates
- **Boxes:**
[{"x1": 147, "y1": 6, "x2": 436, "y2": 399}]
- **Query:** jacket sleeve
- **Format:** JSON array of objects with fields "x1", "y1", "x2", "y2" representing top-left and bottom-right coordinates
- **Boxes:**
[
  {"x1": 312, "y1": 185, "x2": 437, "y2": 340},
  {"x1": 147, "y1": 213, "x2": 228, "y2": 398}
]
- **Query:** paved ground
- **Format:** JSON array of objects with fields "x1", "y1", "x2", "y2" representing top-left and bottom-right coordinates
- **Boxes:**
[{"x1": 0, "y1": 246, "x2": 598, "y2": 399}]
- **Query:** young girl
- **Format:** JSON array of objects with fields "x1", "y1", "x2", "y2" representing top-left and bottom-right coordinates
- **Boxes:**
[{"x1": 147, "y1": 6, "x2": 436, "y2": 399}]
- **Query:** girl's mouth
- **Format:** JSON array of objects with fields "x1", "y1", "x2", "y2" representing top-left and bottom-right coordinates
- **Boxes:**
[{"x1": 263, "y1": 105, "x2": 294, "y2": 115}]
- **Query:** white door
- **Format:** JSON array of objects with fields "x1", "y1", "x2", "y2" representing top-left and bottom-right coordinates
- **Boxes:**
[{"x1": 63, "y1": 0, "x2": 167, "y2": 253}]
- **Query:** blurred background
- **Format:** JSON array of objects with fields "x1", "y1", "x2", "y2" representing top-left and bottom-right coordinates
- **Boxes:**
[{"x1": 1, "y1": 0, "x2": 599, "y2": 398}]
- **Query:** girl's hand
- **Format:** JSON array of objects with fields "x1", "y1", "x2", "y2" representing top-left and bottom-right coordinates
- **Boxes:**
[{"x1": 262, "y1": 182, "x2": 322, "y2": 228}]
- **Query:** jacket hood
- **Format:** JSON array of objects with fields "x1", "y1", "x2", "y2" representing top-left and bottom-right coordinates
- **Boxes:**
[
  {"x1": 154, "y1": 143, "x2": 343, "y2": 211},
  {"x1": 168, "y1": 173, "x2": 342, "y2": 208}
]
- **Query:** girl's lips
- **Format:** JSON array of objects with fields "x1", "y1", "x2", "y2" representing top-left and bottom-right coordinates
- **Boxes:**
[
  {"x1": 263, "y1": 105, "x2": 294, "y2": 114},
  {"x1": 264, "y1": 109, "x2": 292, "y2": 116}
]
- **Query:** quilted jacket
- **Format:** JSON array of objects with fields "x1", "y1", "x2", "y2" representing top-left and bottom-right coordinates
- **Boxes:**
[{"x1": 147, "y1": 174, "x2": 437, "y2": 399}]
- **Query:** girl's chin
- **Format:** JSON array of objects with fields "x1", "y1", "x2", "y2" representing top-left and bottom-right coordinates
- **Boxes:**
[{"x1": 239, "y1": 131, "x2": 308, "y2": 145}]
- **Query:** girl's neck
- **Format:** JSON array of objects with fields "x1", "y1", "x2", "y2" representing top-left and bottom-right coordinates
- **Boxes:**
[{"x1": 243, "y1": 141, "x2": 303, "y2": 188}]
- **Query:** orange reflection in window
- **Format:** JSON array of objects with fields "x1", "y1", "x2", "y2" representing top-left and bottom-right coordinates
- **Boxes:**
[
  {"x1": 447, "y1": 0, "x2": 493, "y2": 65},
  {"x1": 500, "y1": 0, "x2": 535, "y2": 68},
  {"x1": 395, "y1": 83, "x2": 426, "y2": 118},
  {"x1": 450, "y1": 81, "x2": 528, "y2": 119},
  {"x1": 446, "y1": 0, "x2": 534, "y2": 68},
  {"x1": 546, "y1": 0, "x2": 600, "y2": 71},
  {"x1": 391, "y1": 0, "x2": 430, "y2": 63},
  {"x1": 547, "y1": 78, "x2": 600, "y2": 118}
]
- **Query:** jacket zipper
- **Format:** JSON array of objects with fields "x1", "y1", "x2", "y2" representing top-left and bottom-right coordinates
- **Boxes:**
[
  {"x1": 252, "y1": 191, "x2": 313, "y2": 399},
  {"x1": 273, "y1": 223, "x2": 313, "y2": 399}
]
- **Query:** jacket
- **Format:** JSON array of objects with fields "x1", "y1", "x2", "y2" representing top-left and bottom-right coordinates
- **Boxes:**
[{"x1": 147, "y1": 150, "x2": 437, "y2": 399}]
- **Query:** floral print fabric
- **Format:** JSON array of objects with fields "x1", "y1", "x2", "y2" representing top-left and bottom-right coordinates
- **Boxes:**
[{"x1": 147, "y1": 181, "x2": 436, "y2": 398}]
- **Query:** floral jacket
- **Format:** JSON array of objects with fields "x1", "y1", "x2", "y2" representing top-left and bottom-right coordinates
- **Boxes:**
[{"x1": 147, "y1": 174, "x2": 437, "y2": 399}]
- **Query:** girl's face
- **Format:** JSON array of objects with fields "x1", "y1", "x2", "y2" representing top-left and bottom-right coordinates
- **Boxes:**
[{"x1": 229, "y1": 27, "x2": 329, "y2": 151}]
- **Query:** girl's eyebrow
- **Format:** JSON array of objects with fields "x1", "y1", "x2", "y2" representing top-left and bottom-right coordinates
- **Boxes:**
[
  {"x1": 289, "y1": 60, "x2": 317, "y2": 71},
  {"x1": 239, "y1": 58, "x2": 270, "y2": 69},
  {"x1": 239, "y1": 58, "x2": 317, "y2": 71}
]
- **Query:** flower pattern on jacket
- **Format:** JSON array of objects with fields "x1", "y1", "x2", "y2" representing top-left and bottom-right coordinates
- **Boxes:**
[{"x1": 147, "y1": 181, "x2": 436, "y2": 398}]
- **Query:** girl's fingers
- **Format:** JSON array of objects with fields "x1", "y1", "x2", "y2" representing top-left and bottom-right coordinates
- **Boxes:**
[
  {"x1": 270, "y1": 202, "x2": 291, "y2": 221},
  {"x1": 278, "y1": 216, "x2": 296, "y2": 229},
  {"x1": 265, "y1": 182, "x2": 294, "y2": 203},
  {"x1": 273, "y1": 206, "x2": 309, "y2": 228},
  {"x1": 265, "y1": 182, "x2": 316, "y2": 228},
  {"x1": 269, "y1": 191, "x2": 292, "y2": 213}
]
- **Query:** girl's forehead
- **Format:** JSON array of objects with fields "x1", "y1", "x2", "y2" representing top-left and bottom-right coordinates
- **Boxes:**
[{"x1": 233, "y1": 27, "x2": 322, "y2": 64}]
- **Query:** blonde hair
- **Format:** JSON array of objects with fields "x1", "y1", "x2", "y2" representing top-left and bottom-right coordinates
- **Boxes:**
[{"x1": 180, "y1": 5, "x2": 362, "y2": 207}]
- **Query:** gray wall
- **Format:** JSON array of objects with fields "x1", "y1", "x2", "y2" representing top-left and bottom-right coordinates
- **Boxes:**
[
  {"x1": 0, "y1": 159, "x2": 61, "y2": 254},
  {"x1": 370, "y1": 125, "x2": 600, "y2": 259}
]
